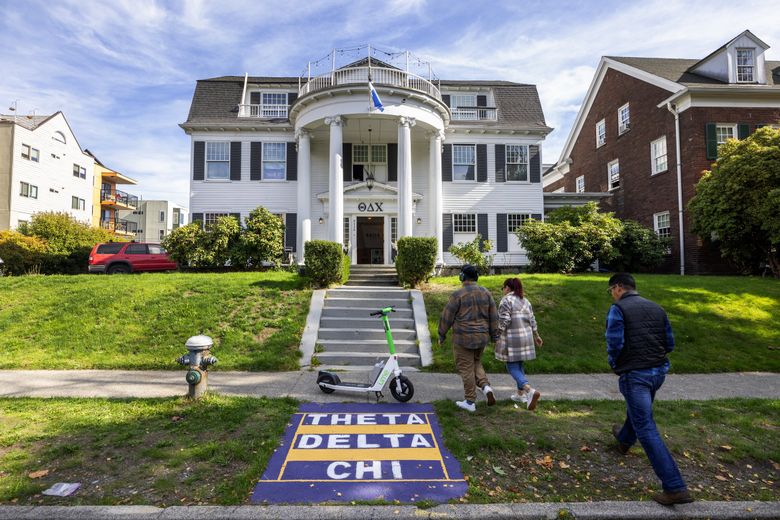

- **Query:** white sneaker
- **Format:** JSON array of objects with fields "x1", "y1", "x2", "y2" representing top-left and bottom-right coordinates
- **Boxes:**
[
  {"x1": 455, "y1": 400, "x2": 476, "y2": 412},
  {"x1": 510, "y1": 393, "x2": 526, "y2": 403},
  {"x1": 526, "y1": 388, "x2": 541, "y2": 411},
  {"x1": 481, "y1": 385, "x2": 496, "y2": 406}
]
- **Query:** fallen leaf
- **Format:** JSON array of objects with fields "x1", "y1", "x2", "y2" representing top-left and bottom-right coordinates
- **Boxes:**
[
  {"x1": 579, "y1": 445, "x2": 592, "y2": 452},
  {"x1": 171, "y1": 416, "x2": 185, "y2": 422},
  {"x1": 558, "y1": 461, "x2": 570, "y2": 469},
  {"x1": 683, "y1": 451, "x2": 691, "y2": 458},
  {"x1": 719, "y1": 445, "x2": 733, "y2": 451},
  {"x1": 28, "y1": 470, "x2": 49, "y2": 479},
  {"x1": 493, "y1": 466, "x2": 506, "y2": 476},
  {"x1": 535, "y1": 455, "x2": 554, "y2": 469},
  {"x1": 715, "y1": 475, "x2": 728, "y2": 481},
  {"x1": 466, "y1": 456, "x2": 473, "y2": 461}
]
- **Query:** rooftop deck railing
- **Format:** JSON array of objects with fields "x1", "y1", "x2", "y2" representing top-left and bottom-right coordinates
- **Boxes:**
[
  {"x1": 299, "y1": 66, "x2": 442, "y2": 100},
  {"x1": 101, "y1": 189, "x2": 139, "y2": 209},
  {"x1": 451, "y1": 107, "x2": 498, "y2": 121},
  {"x1": 237, "y1": 104, "x2": 289, "y2": 118}
]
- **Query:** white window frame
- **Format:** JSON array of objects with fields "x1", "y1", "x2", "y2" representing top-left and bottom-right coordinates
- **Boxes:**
[
  {"x1": 204, "y1": 212, "x2": 229, "y2": 227},
  {"x1": 736, "y1": 48, "x2": 755, "y2": 83},
  {"x1": 715, "y1": 124, "x2": 737, "y2": 145},
  {"x1": 650, "y1": 136, "x2": 668, "y2": 175},
  {"x1": 260, "y1": 92, "x2": 289, "y2": 118},
  {"x1": 505, "y1": 144, "x2": 529, "y2": 182},
  {"x1": 343, "y1": 217, "x2": 350, "y2": 249},
  {"x1": 575, "y1": 175, "x2": 585, "y2": 193},
  {"x1": 618, "y1": 103, "x2": 630, "y2": 134},
  {"x1": 206, "y1": 141, "x2": 230, "y2": 181},
  {"x1": 20, "y1": 182, "x2": 38, "y2": 199},
  {"x1": 507, "y1": 213, "x2": 531, "y2": 234},
  {"x1": 451, "y1": 94, "x2": 478, "y2": 120},
  {"x1": 653, "y1": 211, "x2": 671, "y2": 239},
  {"x1": 608, "y1": 159, "x2": 620, "y2": 190},
  {"x1": 72, "y1": 164, "x2": 86, "y2": 179},
  {"x1": 71, "y1": 196, "x2": 85, "y2": 210},
  {"x1": 21, "y1": 144, "x2": 39, "y2": 162},
  {"x1": 352, "y1": 143, "x2": 387, "y2": 181},
  {"x1": 453, "y1": 213, "x2": 476, "y2": 234},
  {"x1": 262, "y1": 142, "x2": 287, "y2": 181},
  {"x1": 596, "y1": 119, "x2": 606, "y2": 147},
  {"x1": 452, "y1": 144, "x2": 476, "y2": 182},
  {"x1": 390, "y1": 216, "x2": 397, "y2": 244}
]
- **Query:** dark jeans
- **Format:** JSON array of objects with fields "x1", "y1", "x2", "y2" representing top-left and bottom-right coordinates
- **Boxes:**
[{"x1": 617, "y1": 368, "x2": 687, "y2": 492}]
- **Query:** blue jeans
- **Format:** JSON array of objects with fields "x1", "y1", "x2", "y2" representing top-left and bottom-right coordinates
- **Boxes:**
[
  {"x1": 506, "y1": 361, "x2": 528, "y2": 390},
  {"x1": 617, "y1": 368, "x2": 687, "y2": 492}
]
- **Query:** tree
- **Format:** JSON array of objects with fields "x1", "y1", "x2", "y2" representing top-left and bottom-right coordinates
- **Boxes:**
[
  {"x1": 448, "y1": 235, "x2": 494, "y2": 274},
  {"x1": 688, "y1": 126, "x2": 780, "y2": 277},
  {"x1": 232, "y1": 207, "x2": 285, "y2": 268},
  {"x1": 610, "y1": 220, "x2": 669, "y2": 273}
]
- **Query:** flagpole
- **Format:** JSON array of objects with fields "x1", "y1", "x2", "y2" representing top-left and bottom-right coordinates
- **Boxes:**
[{"x1": 367, "y1": 44, "x2": 372, "y2": 115}]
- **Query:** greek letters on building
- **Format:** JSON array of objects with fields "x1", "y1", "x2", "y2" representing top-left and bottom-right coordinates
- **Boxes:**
[{"x1": 181, "y1": 46, "x2": 551, "y2": 266}]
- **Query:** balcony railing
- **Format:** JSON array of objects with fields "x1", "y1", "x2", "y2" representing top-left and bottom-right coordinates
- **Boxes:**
[
  {"x1": 451, "y1": 107, "x2": 498, "y2": 121},
  {"x1": 237, "y1": 104, "x2": 289, "y2": 118},
  {"x1": 299, "y1": 66, "x2": 442, "y2": 101},
  {"x1": 101, "y1": 189, "x2": 138, "y2": 209},
  {"x1": 101, "y1": 218, "x2": 138, "y2": 234}
]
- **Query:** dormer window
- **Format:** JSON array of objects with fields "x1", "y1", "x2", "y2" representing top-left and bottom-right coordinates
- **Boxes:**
[
  {"x1": 451, "y1": 94, "x2": 477, "y2": 120},
  {"x1": 736, "y1": 48, "x2": 755, "y2": 82}
]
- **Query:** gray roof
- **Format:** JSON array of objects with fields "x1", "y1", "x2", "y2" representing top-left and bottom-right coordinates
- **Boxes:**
[
  {"x1": 608, "y1": 56, "x2": 780, "y2": 87},
  {"x1": 184, "y1": 76, "x2": 548, "y2": 129},
  {"x1": 0, "y1": 113, "x2": 55, "y2": 130}
]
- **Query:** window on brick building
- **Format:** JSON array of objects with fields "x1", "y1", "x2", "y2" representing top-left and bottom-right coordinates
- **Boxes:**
[
  {"x1": 618, "y1": 103, "x2": 630, "y2": 134},
  {"x1": 575, "y1": 175, "x2": 585, "y2": 193},
  {"x1": 651, "y1": 136, "x2": 668, "y2": 175},
  {"x1": 607, "y1": 159, "x2": 620, "y2": 190},
  {"x1": 716, "y1": 124, "x2": 737, "y2": 145},
  {"x1": 596, "y1": 119, "x2": 606, "y2": 147}
]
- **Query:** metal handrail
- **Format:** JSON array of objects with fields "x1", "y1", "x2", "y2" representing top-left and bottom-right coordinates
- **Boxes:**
[
  {"x1": 100, "y1": 189, "x2": 139, "y2": 209},
  {"x1": 299, "y1": 66, "x2": 442, "y2": 100},
  {"x1": 100, "y1": 218, "x2": 138, "y2": 234}
]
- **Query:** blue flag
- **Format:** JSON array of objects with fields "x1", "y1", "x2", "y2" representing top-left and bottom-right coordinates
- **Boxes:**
[{"x1": 368, "y1": 81, "x2": 384, "y2": 112}]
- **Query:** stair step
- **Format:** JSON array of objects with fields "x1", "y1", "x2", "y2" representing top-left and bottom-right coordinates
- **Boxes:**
[
  {"x1": 323, "y1": 297, "x2": 412, "y2": 309},
  {"x1": 328, "y1": 288, "x2": 409, "y2": 299},
  {"x1": 317, "y1": 328, "x2": 417, "y2": 341},
  {"x1": 314, "y1": 365, "x2": 420, "y2": 373},
  {"x1": 314, "y1": 351, "x2": 421, "y2": 367},
  {"x1": 344, "y1": 280, "x2": 398, "y2": 287},
  {"x1": 317, "y1": 340, "x2": 419, "y2": 355},
  {"x1": 319, "y1": 316, "x2": 415, "y2": 329},
  {"x1": 321, "y1": 307, "x2": 413, "y2": 318}
]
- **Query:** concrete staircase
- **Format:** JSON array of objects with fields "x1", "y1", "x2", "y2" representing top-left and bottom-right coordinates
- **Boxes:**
[{"x1": 311, "y1": 266, "x2": 429, "y2": 370}]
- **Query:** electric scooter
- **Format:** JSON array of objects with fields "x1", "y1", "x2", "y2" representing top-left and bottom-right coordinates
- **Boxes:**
[{"x1": 316, "y1": 306, "x2": 415, "y2": 402}]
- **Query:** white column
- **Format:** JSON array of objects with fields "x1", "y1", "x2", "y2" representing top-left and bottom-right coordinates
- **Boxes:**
[
  {"x1": 325, "y1": 116, "x2": 344, "y2": 245},
  {"x1": 397, "y1": 116, "x2": 416, "y2": 238},
  {"x1": 295, "y1": 129, "x2": 311, "y2": 263},
  {"x1": 428, "y1": 130, "x2": 444, "y2": 264}
]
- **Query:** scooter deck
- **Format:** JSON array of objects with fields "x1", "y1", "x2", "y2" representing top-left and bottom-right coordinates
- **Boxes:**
[{"x1": 333, "y1": 381, "x2": 373, "y2": 389}]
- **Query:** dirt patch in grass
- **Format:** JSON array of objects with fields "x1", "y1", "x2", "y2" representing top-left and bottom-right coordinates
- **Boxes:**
[{"x1": 254, "y1": 327, "x2": 280, "y2": 343}]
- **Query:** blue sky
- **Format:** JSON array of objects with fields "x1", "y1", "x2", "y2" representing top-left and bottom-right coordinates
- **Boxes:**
[{"x1": 1, "y1": 0, "x2": 778, "y2": 208}]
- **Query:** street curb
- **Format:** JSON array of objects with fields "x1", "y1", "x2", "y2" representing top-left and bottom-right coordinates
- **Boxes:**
[
  {"x1": 0, "y1": 502, "x2": 778, "y2": 519},
  {"x1": 299, "y1": 289, "x2": 325, "y2": 368}
]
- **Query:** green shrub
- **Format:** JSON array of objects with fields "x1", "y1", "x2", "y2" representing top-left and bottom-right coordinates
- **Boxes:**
[
  {"x1": 304, "y1": 240, "x2": 345, "y2": 287},
  {"x1": 205, "y1": 216, "x2": 241, "y2": 267},
  {"x1": 161, "y1": 223, "x2": 207, "y2": 267},
  {"x1": 0, "y1": 231, "x2": 47, "y2": 275},
  {"x1": 396, "y1": 236, "x2": 437, "y2": 287},
  {"x1": 340, "y1": 251, "x2": 351, "y2": 284},
  {"x1": 232, "y1": 207, "x2": 285, "y2": 268},
  {"x1": 448, "y1": 235, "x2": 494, "y2": 274},
  {"x1": 610, "y1": 220, "x2": 669, "y2": 272},
  {"x1": 23, "y1": 212, "x2": 116, "y2": 274}
]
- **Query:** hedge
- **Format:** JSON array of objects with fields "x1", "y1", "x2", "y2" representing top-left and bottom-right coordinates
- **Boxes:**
[
  {"x1": 396, "y1": 236, "x2": 437, "y2": 287},
  {"x1": 304, "y1": 240, "x2": 349, "y2": 287}
]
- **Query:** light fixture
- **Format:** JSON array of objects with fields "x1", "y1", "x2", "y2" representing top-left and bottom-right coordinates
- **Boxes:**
[
  {"x1": 365, "y1": 128, "x2": 375, "y2": 190},
  {"x1": 318, "y1": 217, "x2": 324, "y2": 224},
  {"x1": 416, "y1": 218, "x2": 422, "y2": 225}
]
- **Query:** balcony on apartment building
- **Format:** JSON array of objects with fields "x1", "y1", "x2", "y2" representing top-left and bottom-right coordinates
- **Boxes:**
[
  {"x1": 100, "y1": 188, "x2": 139, "y2": 210},
  {"x1": 100, "y1": 218, "x2": 138, "y2": 235},
  {"x1": 238, "y1": 45, "x2": 442, "y2": 119}
]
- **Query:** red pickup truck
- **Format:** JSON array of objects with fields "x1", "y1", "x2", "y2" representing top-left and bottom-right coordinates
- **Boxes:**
[{"x1": 88, "y1": 242, "x2": 177, "y2": 274}]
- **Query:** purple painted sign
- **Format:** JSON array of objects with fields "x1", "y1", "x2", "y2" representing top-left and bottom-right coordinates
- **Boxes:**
[{"x1": 251, "y1": 403, "x2": 468, "y2": 504}]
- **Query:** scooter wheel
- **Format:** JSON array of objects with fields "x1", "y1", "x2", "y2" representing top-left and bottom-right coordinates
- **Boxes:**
[
  {"x1": 317, "y1": 373, "x2": 337, "y2": 394},
  {"x1": 389, "y1": 376, "x2": 414, "y2": 402}
]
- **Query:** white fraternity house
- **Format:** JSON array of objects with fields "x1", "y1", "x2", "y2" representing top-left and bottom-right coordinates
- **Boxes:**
[
  {"x1": 0, "y1": 111, "x2": 95, "y2": 230},
  {"x1": 181, "y1": 46, "x2": 551, "y2": 266}
]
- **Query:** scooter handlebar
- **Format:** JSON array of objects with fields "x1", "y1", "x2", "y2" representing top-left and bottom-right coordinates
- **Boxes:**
[{"x1": 370, "y1": 306, "x2": 396, "y2": 316}]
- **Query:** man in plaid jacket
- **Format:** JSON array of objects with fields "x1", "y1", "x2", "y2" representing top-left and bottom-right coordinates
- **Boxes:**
[{"x1": 438, "y1": 265, "x2": 499, "y2": 412}]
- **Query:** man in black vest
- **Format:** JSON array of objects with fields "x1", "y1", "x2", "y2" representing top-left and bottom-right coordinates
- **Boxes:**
[{"x1": 605, "y1": 273, "x2": 693, "y2": 505}]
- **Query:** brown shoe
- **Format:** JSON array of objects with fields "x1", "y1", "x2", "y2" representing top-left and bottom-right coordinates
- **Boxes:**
[
  {"x1": 612, "y1": 424, "x2": 630, "y2": 455},
  {"x1": 653, "y1": 489, "x2": 694, "y2": 505}
]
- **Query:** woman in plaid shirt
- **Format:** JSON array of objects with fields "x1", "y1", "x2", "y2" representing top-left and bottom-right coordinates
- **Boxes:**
[{"x1": 495, "y1": 278, "x2": 543, "y2": 410}]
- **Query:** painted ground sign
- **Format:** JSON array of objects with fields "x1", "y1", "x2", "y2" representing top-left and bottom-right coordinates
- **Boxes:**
[{"x1": 251, "y1": 403, "x2": 468, "y2": 504}]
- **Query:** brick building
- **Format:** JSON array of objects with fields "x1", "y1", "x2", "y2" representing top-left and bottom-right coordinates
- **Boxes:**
[{"x1": 544, "y1": 30, "x2": 780, "y2": 274}]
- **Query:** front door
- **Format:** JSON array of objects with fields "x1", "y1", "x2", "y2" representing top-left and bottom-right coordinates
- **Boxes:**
[{"x1": 356, "y1": 216, "x2": 384, "y2": 264}]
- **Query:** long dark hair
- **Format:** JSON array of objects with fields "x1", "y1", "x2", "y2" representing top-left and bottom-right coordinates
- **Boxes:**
[{"x1": 503, "y1": 277, "x2": 524, "y2": 299}]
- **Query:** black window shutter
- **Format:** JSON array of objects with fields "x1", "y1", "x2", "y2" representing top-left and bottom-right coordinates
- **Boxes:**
[
  {"x1": 477, "y1": 144, "x2": 487, "y2": 182},
  {"x1": 529, "y1": 145, "x2": 541, "y2": 183},
  {"x1": 193, "y1": 141, "x2": 205, "y2": 180},
  {"x1": 705, "y1": 123, "x2": 718, "y2": 160},
  {"x1": 191, "y1": 212, "x2": 203, "y2": 226},
  {"x1": 342, "y1": 143, "x2": 352, "y2": 182},
  {"x1": 230, "y1": 142, "x2": 242, "y2": 181},
  {"x1": 250, "y1": 92, "x2": 260, "y2": 105},
  {"x1": 477, "y1": 213, "x2": 489, "y2": 251},
  {"x1": 737, "y1": 123, "x2": 750, "y2": 140},
  {"x1": 531, "y1": 213, "x2": 542, "y2": 221},
  {"x1": 495, "y1": 144, "x2": 506, "y2": 182},
  {"x1": 477, "y1": 95, "x2": 487, "y2": 107},
  {"x1": 387, "y1": 143, "x2": 398, "y2": 182},
  {"x1": 287, "y1": 92, "x2": 298, "y2": 105},
  {"x1": 442, "y1": 144, "x2": 452, "y2": 182},
  {"x1": 286, "y1": 213, "x2": 297, "y2": 251},
  {"x1": 231, "y1": 213, "x2": 241, "y2": 226},
  {"x1": 443, "y1": 214, "x2": 453, "y2": 252},
  {"x1": 442, "y1": 94, "x2": 450, "y2": 107},
  {"x1": 250, "y1": 142, "x2": 262, "y2": 180},
  {"x1": 286, "y1": 142, "x2": 297, "y2": 181},
  {"x1": 496, "y1": 214, "x2": 508, "y2": 252}
]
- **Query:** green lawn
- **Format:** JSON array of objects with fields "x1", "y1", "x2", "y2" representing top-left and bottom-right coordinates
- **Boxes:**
[
  {"x1": 425, "y1": 274, "x2": 780, "y2": 374},
  {"x1": 0, "y1": 272, "x2": 311, "y2": 371},
  {"x1": 0, "y1": 397, "x2": 776, "y2": 505}
]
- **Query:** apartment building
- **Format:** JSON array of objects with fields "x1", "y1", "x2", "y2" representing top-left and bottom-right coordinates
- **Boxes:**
[
  {"x1": 86, "y1": 150, "x2": 139, "y2": 237},
  {"x1": 120, "y1": 200, "x2": 188, "y2": 243}
]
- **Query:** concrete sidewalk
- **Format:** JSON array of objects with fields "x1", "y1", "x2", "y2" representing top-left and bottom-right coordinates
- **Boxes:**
[{"x1": 1, "y1": 370, "x2": 777, "y2": 401}]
